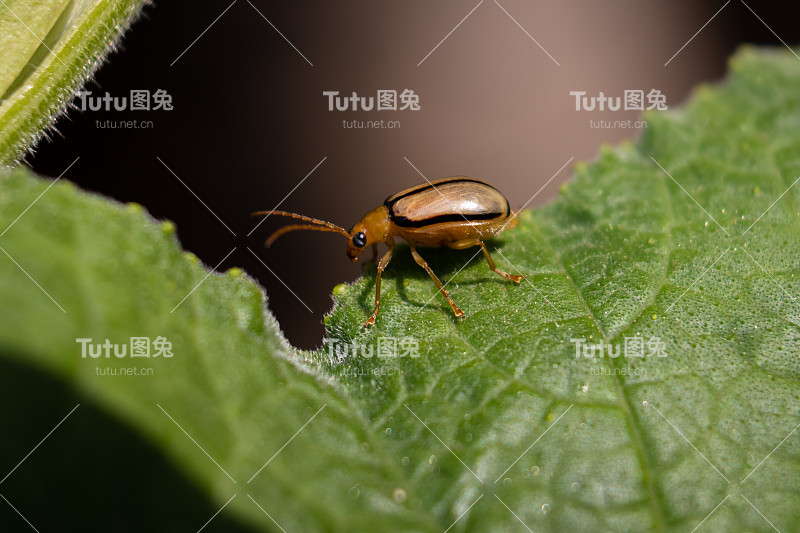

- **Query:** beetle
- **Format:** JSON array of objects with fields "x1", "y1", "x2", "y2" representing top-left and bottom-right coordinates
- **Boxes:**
[{"x1": 253, "y1": 176, "x2": 524, "y2": 327}]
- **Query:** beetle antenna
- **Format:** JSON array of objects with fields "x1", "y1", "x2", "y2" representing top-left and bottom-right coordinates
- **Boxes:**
[
  {"x1": 251, "y1": 210, "x2": 350, "y2": 246},
  {"x1": 252, "y1": 211, "x2": 348, "y2": 233},
  {"x1": 263, "y1": 224, "x2": 349, "y2": 247}
]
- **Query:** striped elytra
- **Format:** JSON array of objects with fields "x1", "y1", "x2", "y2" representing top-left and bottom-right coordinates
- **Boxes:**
[{"x1": 384, "y1": 177, "x2": 510, "y2": 228}]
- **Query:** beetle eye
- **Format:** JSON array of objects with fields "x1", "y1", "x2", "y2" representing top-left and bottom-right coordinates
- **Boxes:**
[{"x1": 352, "y1": 232, "x2": 367, "y2": 248}]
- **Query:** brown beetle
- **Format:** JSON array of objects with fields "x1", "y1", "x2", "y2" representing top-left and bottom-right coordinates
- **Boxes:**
[{"x1": 253, "y1": 176, "x2": 524, "y2": 326}]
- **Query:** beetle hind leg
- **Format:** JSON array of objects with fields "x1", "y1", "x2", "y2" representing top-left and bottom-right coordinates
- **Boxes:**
[
  {"x1": 410, "y1": 245, "x2": 465, "y2": 319},
  {"x1": 478, "y1": 241, "x2": 524, "y2": 283}
]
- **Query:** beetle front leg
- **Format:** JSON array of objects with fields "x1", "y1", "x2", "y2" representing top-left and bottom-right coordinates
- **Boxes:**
[
  {"x1": 479, "y1": 241, "x2": 524, "y2": 282},
  {"x1": 364, "y1": 241, "x2": 394, "y2": 327},
  {"x1": 410, "y1": 245, "x2": 465, "y2": 319}
]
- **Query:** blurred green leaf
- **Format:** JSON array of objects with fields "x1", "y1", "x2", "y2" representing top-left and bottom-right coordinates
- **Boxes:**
[
  {"x1": 0, "y1": 0, "x2": 147, "y2": 164},
  {"x1": 1, "y1": 46, "x2": 799, "y2": 532}
]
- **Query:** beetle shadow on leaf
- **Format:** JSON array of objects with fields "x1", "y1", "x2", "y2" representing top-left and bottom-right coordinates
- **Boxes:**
[{"x1": 360, "y1": 239, "x2": 520, "y2": 319}]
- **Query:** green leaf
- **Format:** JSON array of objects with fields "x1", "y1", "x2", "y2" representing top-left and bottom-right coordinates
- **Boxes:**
[
  {"x1": 1, "y1": 46, "x2": 799, "y2": 532},
  {"x1": 0, "y1": 0, "x2": 147, "y2": 164}
]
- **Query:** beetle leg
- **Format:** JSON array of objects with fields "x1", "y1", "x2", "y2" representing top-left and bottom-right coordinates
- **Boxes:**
[
  {"x1": 479, "y1": 241, "x2": 524, "y2": 282},
  {"x1": 364, "y1": 241, "x2": 394, "y2": 327},
  {"x1": 409, "y1": 245, "x2": 465, "y2": 319}
]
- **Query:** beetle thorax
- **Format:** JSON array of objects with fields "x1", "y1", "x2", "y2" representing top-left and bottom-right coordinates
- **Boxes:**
[{"x1": 356, "y1": 205, "x2": 391, "y2": 243}]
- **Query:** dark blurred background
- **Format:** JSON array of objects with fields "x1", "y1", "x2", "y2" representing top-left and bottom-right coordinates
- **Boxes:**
[{"x1": 26, "y1": 0, "x2": 800, "y2": 350}]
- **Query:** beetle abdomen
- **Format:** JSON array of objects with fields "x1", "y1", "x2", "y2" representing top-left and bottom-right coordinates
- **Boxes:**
[{"x1": 385, "y1": 177, "x2": 510, "y2": 228}]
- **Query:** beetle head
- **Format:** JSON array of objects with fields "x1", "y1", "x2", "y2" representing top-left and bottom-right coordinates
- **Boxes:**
[
  {"x1": 251, "y1": 206, "x2": 390, "y2": 263},
  {"x1": 346, "y1": 206, "x2": 390, "y2": 262},
  {"x1": 346, "y1": 223, "x2": 369, "y2": 262}
]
